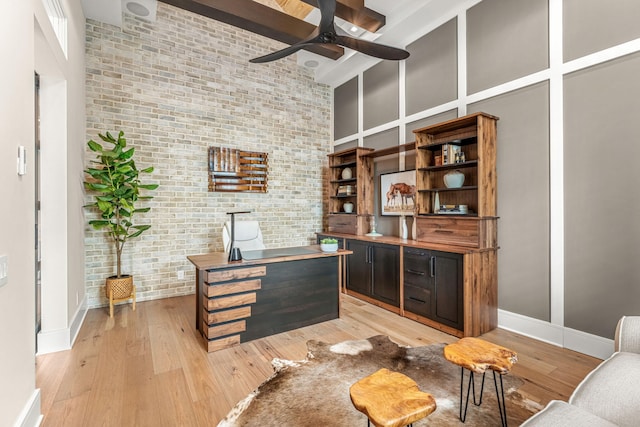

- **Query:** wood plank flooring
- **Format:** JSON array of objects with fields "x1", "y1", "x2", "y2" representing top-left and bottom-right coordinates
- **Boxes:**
[{"x1": 36, "y1": 294, "x2": 602, "y2": 426}]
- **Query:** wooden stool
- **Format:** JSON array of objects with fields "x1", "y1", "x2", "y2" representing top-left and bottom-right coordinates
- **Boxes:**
[
  {"x1": 443, "y1": 337, "x2": 517, "y2": 427},
  {"x1": 349, "y1": 368, "x2": 436, "y2": 427}
]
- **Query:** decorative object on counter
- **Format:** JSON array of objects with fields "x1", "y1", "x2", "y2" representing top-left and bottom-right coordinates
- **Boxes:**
[
  {"x1": 83, "y1": 130, "x2": 158, "y2": 317},
  {"x1": 226, "y1": 210, "x2": 252, "y2": 261},
  {"x1": 443, "y1": 170, "x2": 465, "y2": 188},
  {"x1": 400, "y1": 215, "x2": 408, "y2": 239},
  {"x1": 433, "y1": 191, "x2": 440, "y2": 213},
  {"x1": 341, "y1": 167, "x2": 352, "y2": 180},
  {"x1": 343, "y1": 201, "x2": 354, "y2": 213},
  {"x1": 337, "y1": 185, "x2": 354, "y2": 196},
  {"x1": 208, "y1": 146, "x2": 268, "y2": 193},
  {"x1": 365, "y1": 216, "x2": 383, "y2": 237},
  {"x1": 320, "y1": 238, "x2": 339, "y2": 253},
  {"x1": 412, "y1": 204, "x2": 419, "y2": 239},
  {"x1": 380, "y1": 170, "x2": 416, "y2": 216}
]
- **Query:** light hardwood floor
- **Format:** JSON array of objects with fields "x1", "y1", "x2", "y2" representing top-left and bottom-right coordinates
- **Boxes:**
[{"x1": 36, "y1": 294, "x2": 601, "y2": 426}]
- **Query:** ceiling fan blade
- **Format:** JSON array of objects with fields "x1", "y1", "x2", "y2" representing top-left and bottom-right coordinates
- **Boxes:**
[
  {"x1": 250, "y1": 43, "x2": 311, "y2": 63},
  {"x1": 317, "y1": 0, "x2": 336, "y2": 33},
  {"x1": 335, "y1": 35, "x2": 410, "y2": 60},
  {"x1": 250, "y1": 33, "x2": 322, "y2": 63}
]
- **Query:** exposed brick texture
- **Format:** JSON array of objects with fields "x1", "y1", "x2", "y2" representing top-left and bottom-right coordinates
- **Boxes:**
[{"x1": 85, "y1": 3, "x2": 331, "y2": 308}]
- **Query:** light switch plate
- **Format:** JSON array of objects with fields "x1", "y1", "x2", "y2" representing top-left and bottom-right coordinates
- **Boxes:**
[{"x1": 0, "y1": 255, "x2": 8, "y2": 287}]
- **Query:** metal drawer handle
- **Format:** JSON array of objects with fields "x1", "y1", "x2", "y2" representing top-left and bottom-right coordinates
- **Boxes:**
[
  {"x1": 406, "y1": 268, "x2": 425, "y2": 276},
  {"x1": 434, "y1": 229, "x2": 454, "y2": 234}
]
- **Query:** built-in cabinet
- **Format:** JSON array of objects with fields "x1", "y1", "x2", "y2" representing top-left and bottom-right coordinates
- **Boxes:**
[
  {"x1": 403, "y1": 247, "x2": 463, "y2": 331},
  {"x1": 345, "y1": 239, "x2": 400, "y2": 309},
  {"x1": 323, "y1": 112, "x2": 499, "y2": 338},
  {"x1": 327, "y1": 147, "x2": 374, "y2": 235}
]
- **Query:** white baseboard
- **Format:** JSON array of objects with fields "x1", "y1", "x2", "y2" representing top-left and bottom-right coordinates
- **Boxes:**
[
  {"x1": 13, "y1": 389, "x2": 42, "y2": 427},
  {"x1": 37, "y1": 295, "x2": 87, "y2": 355},
  {"x1": 498, "y1": 309, "x2": 614, "y2": 360}
]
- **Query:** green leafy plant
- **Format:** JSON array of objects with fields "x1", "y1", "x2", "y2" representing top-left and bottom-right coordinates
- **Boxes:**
[
  {"x1": 321, "y1": 238, "x2": 338, "y2": 244},
  {"x1": 84, "y1": 131, "x2": 158, "y2": 278}
]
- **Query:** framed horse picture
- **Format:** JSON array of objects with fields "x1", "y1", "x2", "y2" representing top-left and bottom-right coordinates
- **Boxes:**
[{"x1": 380, "y1": 170, "x2": 416, "y2": 216}]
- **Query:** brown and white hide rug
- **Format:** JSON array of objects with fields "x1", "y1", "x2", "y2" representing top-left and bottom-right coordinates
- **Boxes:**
[{"x1": 218, "y1": 335, "x2": 542, "y2": 426}]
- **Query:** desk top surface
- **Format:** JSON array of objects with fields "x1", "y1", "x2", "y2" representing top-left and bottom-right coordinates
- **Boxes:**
[{"x1": 188, "y1": 245, "x2": 351, "y2": 270}]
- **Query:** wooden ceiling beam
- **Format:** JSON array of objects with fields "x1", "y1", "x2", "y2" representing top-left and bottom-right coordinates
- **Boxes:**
[
  {"x1": 160, "y1": 0, "x2": 344, "y2": 60},
  {"x1": 300, "y1": 0, "x2": 385, "y2": 33}
]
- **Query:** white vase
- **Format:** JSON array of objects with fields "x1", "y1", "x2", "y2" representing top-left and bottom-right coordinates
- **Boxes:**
[
  {"x1": 400, "y1": 216, "x2": 408, "y2": 239},
  {"x1": 341, "y1": 167, "x2": 352, "y2": 180},
  {"x1": 433, "y1": 191, "x2": 440, "y2": 213},
  {"x1": 343, "y1": 202, "x2": 354, "y2": 213}
]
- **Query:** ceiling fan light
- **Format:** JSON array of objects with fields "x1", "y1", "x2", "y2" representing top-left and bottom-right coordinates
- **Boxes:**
[{"x1": 349, "y1": 25, "x2": 359, "y2": 33}]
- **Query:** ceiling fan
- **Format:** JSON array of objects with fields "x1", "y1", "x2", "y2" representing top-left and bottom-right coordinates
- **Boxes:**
[{"x1": 250, "y1": 0, "x2": 410, "y2": 63}]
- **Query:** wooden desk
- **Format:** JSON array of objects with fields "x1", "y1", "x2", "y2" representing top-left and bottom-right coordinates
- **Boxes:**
[{"x1": 187, "y1": 246, "x2": 351, "y2": 352}]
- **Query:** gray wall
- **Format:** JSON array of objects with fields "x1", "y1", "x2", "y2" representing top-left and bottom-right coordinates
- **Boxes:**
[
  {"x1": 563, "y1": 52, "x2": 640, "y2": 337},
  {"x1": 332, "y1": 0, "x2": 640, "y2": 341}
]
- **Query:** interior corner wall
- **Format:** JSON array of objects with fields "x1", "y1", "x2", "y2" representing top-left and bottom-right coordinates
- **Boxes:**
[
  {"x1": 331, "y1": 0, "x2": 640, "y2": 347},
  {"x1": 0, "y1": 1, "x2": 38, "y2": 424},
  {"x1": 84, "y1": 3, "x2": 332, "y2": 308}
]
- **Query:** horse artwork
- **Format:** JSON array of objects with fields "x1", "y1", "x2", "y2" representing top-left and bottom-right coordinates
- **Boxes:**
[{"x1": 380, "y1": 170, "x2": 416, "y2": 216}]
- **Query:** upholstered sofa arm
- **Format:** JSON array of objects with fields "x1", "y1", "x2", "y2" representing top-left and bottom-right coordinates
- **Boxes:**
[{"x1": 614, "y1": 316, "x2": 640, "y2": 353}]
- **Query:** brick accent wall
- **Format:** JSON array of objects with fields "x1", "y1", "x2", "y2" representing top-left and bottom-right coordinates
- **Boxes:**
[{"x1": 85, "y1": 3, "x2": 331, "y2": 308}]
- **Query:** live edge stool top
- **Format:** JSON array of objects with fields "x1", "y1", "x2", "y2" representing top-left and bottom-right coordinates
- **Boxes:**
[
  {"x1": 443, "y1": 337, "x2": 517, "y2": 374},
  {"x1": 349, "y1": 368, "x2": 437, "y2": 427}
]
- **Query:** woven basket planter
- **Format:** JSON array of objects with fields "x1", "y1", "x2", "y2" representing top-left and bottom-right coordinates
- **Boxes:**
[
  {"x1": 105, "y1": 275, "x2": 136, "y2": 317},
  {"x1": 106, "y1": 275, "x2": 134, "y2": 299}
]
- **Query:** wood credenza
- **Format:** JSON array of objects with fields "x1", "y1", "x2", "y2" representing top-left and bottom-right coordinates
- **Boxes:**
[
  {"x1": 319, "y1": 233, "x2": 497, "y2": 338},
  {"x1": 187, "y1": 246, "x2": 351, "y2": 352}
]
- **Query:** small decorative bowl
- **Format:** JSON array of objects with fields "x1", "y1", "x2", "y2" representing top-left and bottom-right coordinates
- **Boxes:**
[{"x1": 320, "y1": 243, "x2": 339, "y2": 253}]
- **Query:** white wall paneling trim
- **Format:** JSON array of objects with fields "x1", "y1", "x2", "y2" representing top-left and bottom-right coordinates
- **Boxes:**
[
  {"x1": 357, "y1": 70, "x2": 364, "y2": 147},
  {"x1": 563, "y1": 37, "x2": 640, "y2": 75},
  {"x1": 13, "y1": 389, "x2": 42, "y2": 427},
  {"x1": 548, "y1": 0, "x2": 565, "y2": 327},
  {"x1": 499, "y1": 309, "x2": 614, "y2": 360},
  {"x1": 37, "y1": 327, "x2": 71, "y2": 355},
  {"x1": 564, "y1": 327, "x2": 615, "y2": 361},
  {"x1": 456, "y1": 9, "x2": 467, "y2": 116},
  {"x1": 69, "y1": 294, "x2": 88, "y2": 348}
]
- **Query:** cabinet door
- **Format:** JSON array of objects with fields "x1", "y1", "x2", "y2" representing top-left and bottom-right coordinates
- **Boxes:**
[
  {"x1": 345, "y1": 239, "x2": 371, "y2": 295},
  {"x1": 371, "y1": 243, "x2": 400, "y2": 307},
  {"x1": 432, "y1": 251, "x2": 463, "y2": 330}
]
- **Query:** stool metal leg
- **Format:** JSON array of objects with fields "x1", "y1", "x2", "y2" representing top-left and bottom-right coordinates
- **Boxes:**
[
  {"x1": 458, "y1": 367, "x2": 488, "y2": 423},
  {"x1": 493, "y1": 371, "x2": 508, "y2": 427}
]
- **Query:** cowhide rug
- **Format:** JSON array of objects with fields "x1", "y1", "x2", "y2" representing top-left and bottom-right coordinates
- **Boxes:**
[{"x1": 218, "y1": 335, "x2": 542, "y2": 426}]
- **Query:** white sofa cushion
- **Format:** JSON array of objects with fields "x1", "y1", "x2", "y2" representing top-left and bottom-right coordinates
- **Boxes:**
[
  {"x1": 569, "y1": 351, "x2": 640, "y2": 427},
  {"x1": 521, "y1": 400, "x2": 617, "y2": 426}
]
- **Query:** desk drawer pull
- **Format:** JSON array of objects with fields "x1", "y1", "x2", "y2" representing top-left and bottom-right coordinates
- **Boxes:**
[{"x1": 408, "y1": 296, "x2": 426, "y2": 304}]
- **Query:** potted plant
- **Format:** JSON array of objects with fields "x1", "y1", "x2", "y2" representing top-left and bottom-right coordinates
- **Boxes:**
[
  {"x1": 83, "y1": 130, "x2": 158, "y2": 317},
  {"x1": 320, "y1": 238, "x2": 339, "y2": 253}
]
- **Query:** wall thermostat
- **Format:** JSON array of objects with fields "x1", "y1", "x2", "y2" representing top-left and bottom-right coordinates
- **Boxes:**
[{"x1": 17, "y1": 146, "x2": 26, "y2": 176}]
